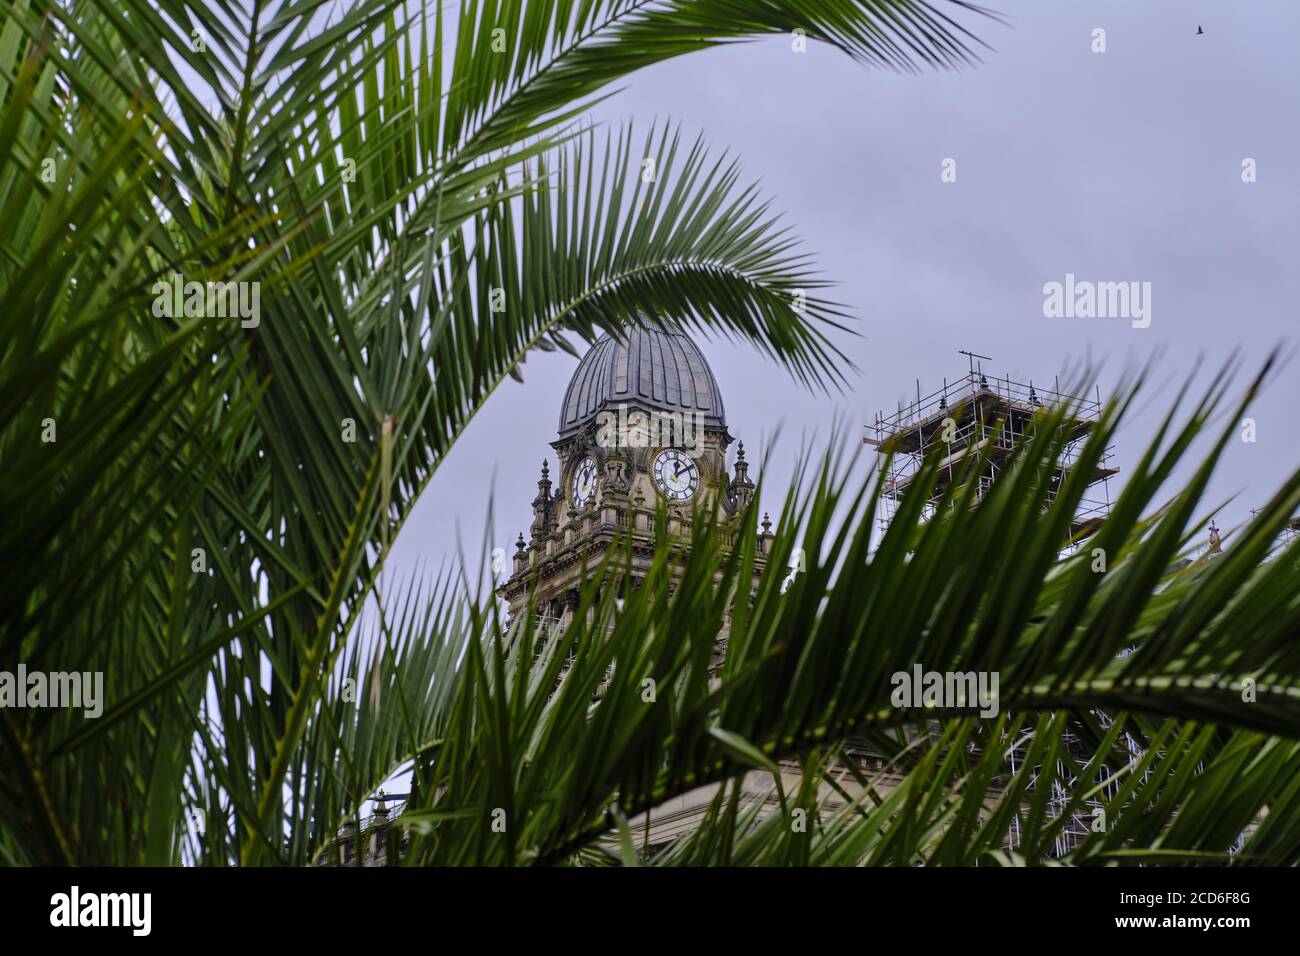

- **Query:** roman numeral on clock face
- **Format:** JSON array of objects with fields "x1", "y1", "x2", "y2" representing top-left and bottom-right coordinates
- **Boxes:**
[
  {"x1": 652, "y1": 449, "x2": 698, "y2": 501},
  {"x1": 572, "y1": 456, "x2": 597, "y2": 508}
]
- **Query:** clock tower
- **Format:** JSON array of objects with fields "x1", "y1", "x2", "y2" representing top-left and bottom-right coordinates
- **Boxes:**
[{"x1": 500, "y1": 318, "x2": 772, "y2": 636}]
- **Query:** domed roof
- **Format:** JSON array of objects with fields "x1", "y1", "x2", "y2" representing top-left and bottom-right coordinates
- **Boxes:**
[{"x1": 559, "y1": 320, "x2": 726, "y2": 436}]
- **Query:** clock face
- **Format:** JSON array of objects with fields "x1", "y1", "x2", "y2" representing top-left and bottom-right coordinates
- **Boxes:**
[
  {"x1": 571, "y1": 456, "x2": 597, "y2": 509},
  {"x1": 652, "y1": 449, "x2": 699, "y2": 502}
]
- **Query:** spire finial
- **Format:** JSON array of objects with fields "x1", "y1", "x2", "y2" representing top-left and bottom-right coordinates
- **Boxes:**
[
  {"x1": 729, "y1": 440, "x2": 754, "y2": 509},
  {"x1": 541, "y1": 458, "x2": 549, "y2": 479},
  {"x1": 515, "y1": 532, "x2": 526, "y2": 552},
  {"x1": 760, "y1": 512, "x2": 772, "y2": 535}
]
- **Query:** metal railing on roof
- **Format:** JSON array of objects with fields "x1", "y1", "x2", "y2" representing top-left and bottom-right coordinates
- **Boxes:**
[{"x1": 871, "y1": 369, "x2": 1102, "y2": 442}]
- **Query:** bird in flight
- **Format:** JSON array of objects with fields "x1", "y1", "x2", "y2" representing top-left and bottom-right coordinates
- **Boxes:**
[{"x1": 1196, "y1": 25, "x2": 1204, "y2": 35}]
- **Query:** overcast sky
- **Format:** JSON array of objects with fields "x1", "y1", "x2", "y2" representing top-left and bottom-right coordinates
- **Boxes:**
[{"x1": 390, "y1": 0, "x2": 1300, "y2": 583}]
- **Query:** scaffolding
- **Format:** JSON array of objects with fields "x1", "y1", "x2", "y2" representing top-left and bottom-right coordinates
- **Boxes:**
[
  {"x1": 868, "y1": 352, "x2": 1117, "y2": 542},
  {"x1": 1002, "y1": 711, "x2": 1146, "y2": 859},
  {"x1": 1250, "y1": 508, "x2": 1300, "y2": 552}
]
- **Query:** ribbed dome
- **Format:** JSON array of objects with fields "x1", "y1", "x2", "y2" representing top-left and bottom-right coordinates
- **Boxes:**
[{"x1": 559, "y1": 321, "x2": 726, "y2": 436}]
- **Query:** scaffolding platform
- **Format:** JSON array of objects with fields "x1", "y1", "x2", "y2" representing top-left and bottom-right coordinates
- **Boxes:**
[{"x1": 868, "y1": 357, "x2": 1117, "y2": 541}]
